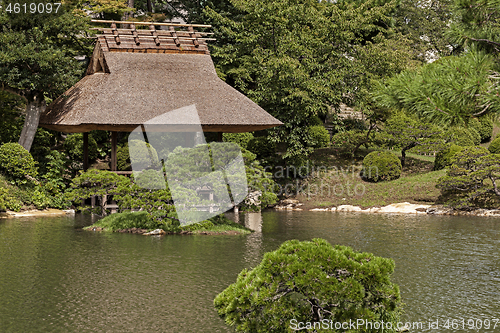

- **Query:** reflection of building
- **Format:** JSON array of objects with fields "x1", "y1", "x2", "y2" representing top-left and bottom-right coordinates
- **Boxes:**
[
  {"x1": 196, "y1": 186, "x2": 214, "y2": 201},
  {"x1": 244, "y1": 212, "x2": 262, "y2": 232},
  {"x1": 39, "y1": 19, "x2": 282, "y2": 172}
]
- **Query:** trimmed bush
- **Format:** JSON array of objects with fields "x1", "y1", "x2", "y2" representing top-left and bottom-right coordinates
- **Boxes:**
[
  {"x1": 362, "y1": 150, "x2": 402, "y2": 182},
  {"x1": 307, "y1": 125, "x2": 330, "y2": 148},
  {"x1": 64, "y1": 133, "x2": 98, "y2": 162},
  {"x1": 128, "y1": 139, "x2": 160, "y2": 170},
  {"x1": 214, "y1": 239, "x2": 401, "y2": 333},
  {"x1": 479, "y1": 116, "x2": 493, "y2": 142},
  {"x1": 222, "y1": 132, "x2": 254, "y2": 149},
  {"x1": 468, "y1": 126, "x2": 481, "y2": 145},
  {"x1": 247, "y1": 136, "x2": 276, "y2": 158},
  {"x1": 434, "y1": 144, "x2": 463, "y2": 170},
  {"x1": 117, "y1": 143, "x2": 131, "y2": 171},
  {"x1": 488, "y1": 137, "x2": 500, "y2": 154},
  {"x1": 0, "y1": 143, "x2": 38, "y2": 183},
  {"x1": 444, "y1": 127, "x2": 475, "y2": 146}
]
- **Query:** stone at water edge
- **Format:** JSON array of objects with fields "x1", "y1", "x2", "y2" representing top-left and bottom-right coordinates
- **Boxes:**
[
  {"x1": 281, "y1": 199, "x2": 299, "y2": 205},
  {"x1": 336, "y1": 205, "x2": 363, "y2": 212},
  {"x1": 143, "y1": 229, "x2": 166, "y2": 236}
]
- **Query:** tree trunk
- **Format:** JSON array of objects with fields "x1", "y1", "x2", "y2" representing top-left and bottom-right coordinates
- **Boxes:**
[
  {"x1": 18, "y1": 94, "x2": 46, "y2": 152},
  {"x1": 147, "y1": 0, "x2": 152, "y2": 12},
  {"x1": 401, "y1": 142, "x2": 417, "y2": 167}
]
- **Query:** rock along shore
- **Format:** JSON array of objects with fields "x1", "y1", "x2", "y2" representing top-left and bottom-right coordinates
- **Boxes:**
[
  {"x1": 0, "y1": 209, "x2": 75, "y2": 218},
  {"x1": 274, "y1": 200, "x2": 500, "y2": 217}
]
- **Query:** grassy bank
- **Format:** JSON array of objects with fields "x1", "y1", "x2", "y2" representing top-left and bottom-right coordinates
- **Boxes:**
[
  {"x1": 84, "y1": 211, "x2": 252, "y2": 235},
  {"x1": 291, "y1": 148, "x2": 445, "y2": 209}
]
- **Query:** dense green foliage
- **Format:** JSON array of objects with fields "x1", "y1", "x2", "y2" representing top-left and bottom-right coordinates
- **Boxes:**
[
  {"x1": 223, "y1": 132, "x2": 254, "y2": 150},
  {"x1": 384, "y1": 112, "x2": 443, "y2": 166},
  {"x1": 63, "y1": 133, "x2": 98, "y2": 162},
  {"x1": 117, "y1": 143, "x2": 131, "y2": 171},
  {"x1": 129, "y1": 139, "x2": 161, "y2": 170},
  {"x1": 205, "y1": 0, "x2": 415, "y2": 162},
  {"x1": 331, "y1": 130, "x2": 386, "y2": 155},
  {"x1": 86, "y1": 211, "x2": 250, "y2": 234},
  {"x1": 467, "y1": 117, "x2": 493, "y2": 144},
  {"x1": 0, "y1": 1, "x2": 93, "y2": 150},
  {"x1": 437, "y1": 146, "x2": 500, "y2": 208},
  {"x1": 240, "y1": 149, "x2": 277, "y2": 210},
  {"x1": 0, "y1": 142, "x2": 38, "y2": 184},
  {"x1": 214, "y1": 238, "x2": 401, "y2": 333},
  {"x1": 434, "y1": 144, "x2": 464, "y2": 171},
  {"x1": 488, "y1": 137, "x2": 500, "y2": 154},
  {"x1": 478, "y1": 116, "x2": 494, "y2": 142},
  {"x1": 0, "y1": 187, "x2": 22, "y2": 211},
  {"x1": 444, "y1": 127, "x2": 476, "y2": 147},
  {"x1": 448, "y1": 0, "x2": 500, "y2": 55},
  {"x1": 362, "y1": 151, "x2": 402, "y2": 182},
  {"x1": 373, "y1": 51, "x2": 500, "y2": 126},
  {"x1": 307, "y1": 125, "x2": 330, "y2": 149},
  {"x1": 247, "y1": 136, "x2": 276, "y2": 159}
]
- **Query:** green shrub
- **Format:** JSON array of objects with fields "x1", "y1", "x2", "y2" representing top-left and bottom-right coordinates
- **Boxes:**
[
  {"x1": 214, "y1": 238, "x2": 401, "y2": 333},
  {"x1": 26, "y1": 188, "x2": 52, "y2": 210},
  {"x1": 437, "y1": 146, "x2": 499, "y2": 209},
  {"x1": 89, "y1": 130, "x2": 109, "y2": 144},
  {"x1": 307, "y1": 125, "x2": 330, "y2": 148},
  {"x1": 64, "y1": 133, "x2": 98, "y2": 162},
  {"x1": 434, "y1": 144, "x2": 463, "y2": 170},
  {"x1": 468, "y1": 126, "x2": 481, "y2": 145},
  {"x1": 222, "y1": 132, "x2": 254, "y2": 149},
  {"x1": 488, "y1": 137, "x2": 500, "y2": 154},
  {"x1": 468, "y1": 118, "x2": 482, "y2": 141},
  {"x1": 128, "y1": 139, "x2": 160, "y2": 170},
  {"x1": 444, "y1": 127, "x2": 475, "y2": 146},
  {"x1": 362, "y1": 150, "x2": 402, "y2": 182},
  {"x1": 0, "y1": 143, "x2": 38, "y2": 184},
  {"x1": 117, "y1": 143, "x2": 131, "y2": 171},
  {"x1": 331, "y1": 130, "x2": 364, "y2": 150},
  {"x1": 478, "y1": 116, "x2": 493, "y2": 142},
  {"x1": 342, "y1": 116, "x2": 367, "y2": 131},
  {"x1": 0, "y1": 187, "x2": 22, "y2": 211},
  {"x1": 247, "y1": 136, "x2": 276, "y2": 159}
]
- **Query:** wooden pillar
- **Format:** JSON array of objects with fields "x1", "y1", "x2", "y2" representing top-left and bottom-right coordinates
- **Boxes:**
[
  {"x1": 111, "y1": 131, "x2": 118, "y2": 171},
  {"x1": 83, "y1": 132, "x2": 89, "y2": 171},
  {"x1": 217, "y1": 132, "x2": 223, "y2": 142}
]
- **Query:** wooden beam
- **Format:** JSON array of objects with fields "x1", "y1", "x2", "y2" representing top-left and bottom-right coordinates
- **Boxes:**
[
  {"x1": 111, "y1": 131, "x2": 118, "y2": 171},
  {"x1": 91, "y1": 19, "x2": 212, "y2": 28},
  {"x1": 83, "y1": 132, "x2": 89, "y2": 171}
]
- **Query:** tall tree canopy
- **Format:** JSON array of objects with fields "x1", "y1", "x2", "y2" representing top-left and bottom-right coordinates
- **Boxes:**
[
  {"x1": 373, "y1": 51, "x2": 500, "y2": 126},
  {"x1": 202, "y1": 0, "x2": 413, "y2": 163},
  {"x1": 448, "y1": 0, "x2": 500, "y2": 55},
  {"x1": 0, "y1": 0, "x2": 93, "y2": 151}
]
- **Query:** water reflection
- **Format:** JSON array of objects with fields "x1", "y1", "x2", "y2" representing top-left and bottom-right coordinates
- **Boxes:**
[{"x1": 0, "y1": 212, "x2": 499, "y2": 332}]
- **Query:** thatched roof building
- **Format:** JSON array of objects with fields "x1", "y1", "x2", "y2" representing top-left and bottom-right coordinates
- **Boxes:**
[
  {"x1": 40, "y1": 20, "x2": 281, "y2": 133},
  {"x1": 39, "y1": 20, "x2": 282, "y2": 170}
]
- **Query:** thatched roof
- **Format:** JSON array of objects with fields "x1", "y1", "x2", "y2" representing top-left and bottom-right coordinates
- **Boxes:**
[{"x1": 40, "y1": 21, "x2": 282, "y2": 133}]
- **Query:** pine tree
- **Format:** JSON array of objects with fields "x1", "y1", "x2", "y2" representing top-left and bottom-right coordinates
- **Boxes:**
[{"x1": 0, "y1": 1, "x2": 92, "y2": 151}]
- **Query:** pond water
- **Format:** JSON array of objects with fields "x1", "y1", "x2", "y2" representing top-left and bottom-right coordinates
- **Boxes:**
[{"x1": 0, "y1": 211, "x2": 499, "y2": 332}]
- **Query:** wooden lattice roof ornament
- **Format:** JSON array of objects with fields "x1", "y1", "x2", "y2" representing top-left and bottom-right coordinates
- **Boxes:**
[{"x1": 39, "y1": 20, "x2": 283, "y2": 133}]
